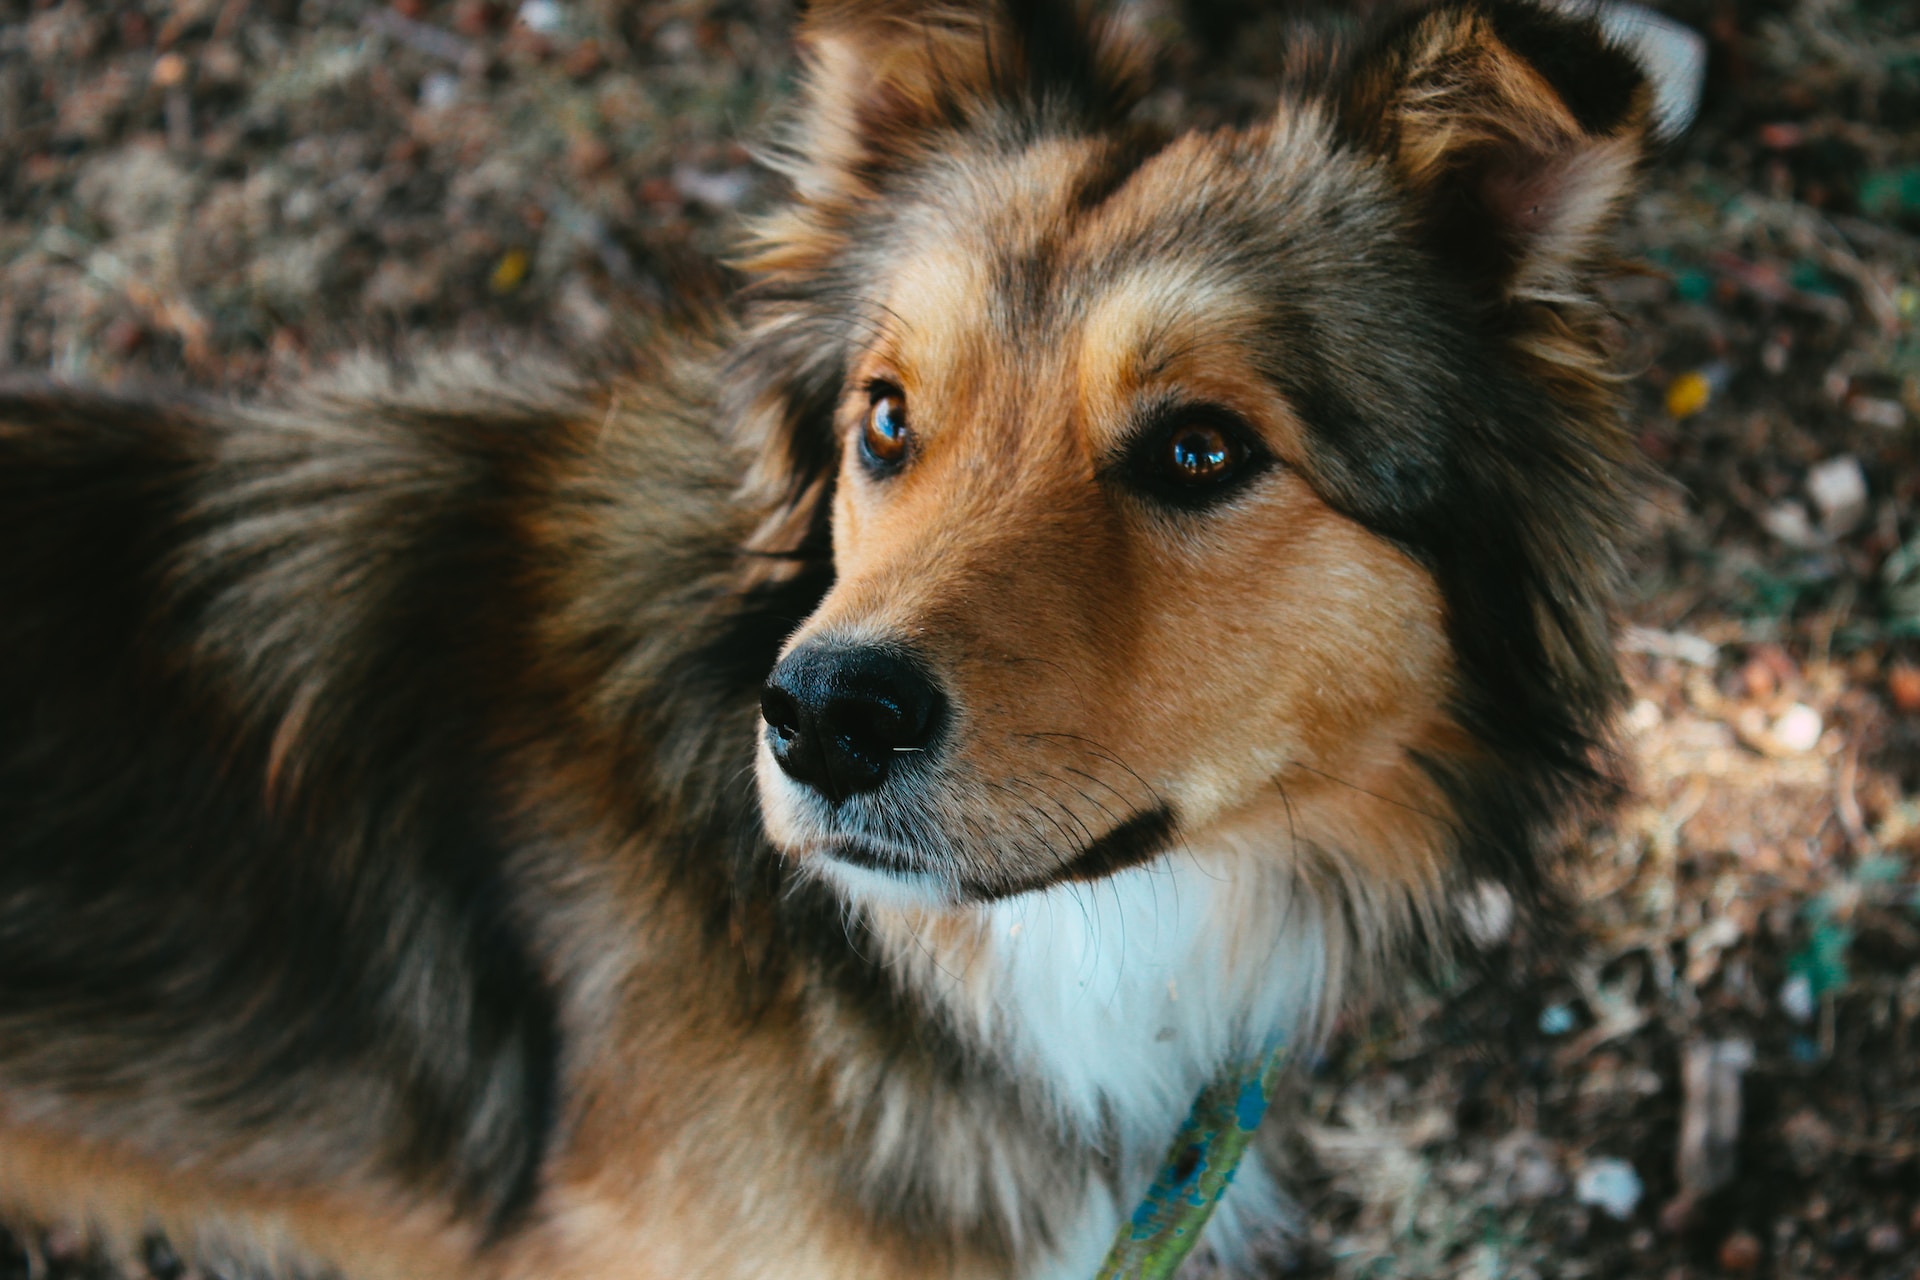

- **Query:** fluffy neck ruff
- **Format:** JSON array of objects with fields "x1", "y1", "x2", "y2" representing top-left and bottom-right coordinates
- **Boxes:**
[{"x1": 845, "y1": 829, "x2": 1344, "y2": 1275}]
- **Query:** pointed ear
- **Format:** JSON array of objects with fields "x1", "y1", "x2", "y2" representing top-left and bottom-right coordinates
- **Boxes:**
[
  {"x1": 1343, "y1": 0, "x2": 1655, "y2": 304},
  {"x1": 748, "y1": 0, "x2": 1143, "y2": 273}
]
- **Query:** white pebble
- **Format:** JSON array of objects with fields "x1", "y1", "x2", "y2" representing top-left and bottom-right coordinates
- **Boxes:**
[
  {"x1": 1771, "y1": 703, "x2": 1823, "y2": 754},
  {"x1": 1762, "y1": 500, "x2": 1822, "y2": 549},
  {"x1": 1850, "y1": 397, "x2": 1907, "y2": 431},
  {"x1": 1459, "y1": 880, "x2": 1514, "y2": 948},
  {"x1": 1806, "y1": 455, "x2": 1868, "y2": 536},
  {"x1": 1623, "y1": 699, "x2": 1663, "y2": 735},
  {"x1": 1575, "y1": 1158, "x2": 1643, "y2": 1220},
  {"x1": 1780, "y1": 972, "x2": 1816, "y2": 1023},
  {"x1": 418, "y1": 71, "x2": 460, "y2": 112},
  {"x1": 517, "y1": 0, "x2": 564, "y2": 33}
]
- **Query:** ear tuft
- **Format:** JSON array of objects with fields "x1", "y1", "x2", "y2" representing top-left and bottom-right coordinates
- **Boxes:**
[
  {"x1": 764, "y1": 0, "x2": 1144, "y2": 215},
  {"x1": 1483, "y1": 3, "x2": 1645, "y2": 137},
  {"x1": 1343, "y1": 0, "x2": 1655, "y2": 304}
]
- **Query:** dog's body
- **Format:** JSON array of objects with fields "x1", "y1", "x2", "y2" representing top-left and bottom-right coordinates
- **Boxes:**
[{"x1": 0, "y1": 3, "x2": 1659, "y2": 1276}]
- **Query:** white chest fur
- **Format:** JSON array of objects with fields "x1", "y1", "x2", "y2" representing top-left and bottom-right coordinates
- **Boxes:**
[{"x1": 861, "y1": 843, "x2": 1333, "y2": 1275}]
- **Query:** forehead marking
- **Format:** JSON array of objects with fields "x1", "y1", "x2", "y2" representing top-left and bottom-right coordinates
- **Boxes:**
[
  {"x1": 1077, "y1": 263, "x2": 1262, "y2": 391},
  {"x1": 881, "y1": 245, "x2": 993, "y2": 387}
]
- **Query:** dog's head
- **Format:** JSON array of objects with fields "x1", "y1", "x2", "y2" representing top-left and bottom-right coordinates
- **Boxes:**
[{"x1": 738, "y1": 0, "x2": 1655, "y2": 915}]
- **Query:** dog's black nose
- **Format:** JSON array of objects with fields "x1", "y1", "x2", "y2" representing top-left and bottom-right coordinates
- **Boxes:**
[{"x1": 761, "y1": 645, "x2": 946, "y2": 803}]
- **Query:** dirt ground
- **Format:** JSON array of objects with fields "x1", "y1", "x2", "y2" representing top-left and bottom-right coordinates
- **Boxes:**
[{"x1": 2, "y1": 0, "x2": 1919, "y2": 1277}]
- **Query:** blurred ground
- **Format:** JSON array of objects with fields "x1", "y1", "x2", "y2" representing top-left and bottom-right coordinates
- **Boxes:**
[{"x1": 2, "y1": 0, "x2": 1919, "y2": 1277}]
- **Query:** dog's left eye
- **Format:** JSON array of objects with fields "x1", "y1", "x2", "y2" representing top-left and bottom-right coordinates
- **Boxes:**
[
  {"x1": 1119, "y1": 408, "x2": 1266, "y2": 511},
  {"x1": 1164, "y1": 424, "x2": 1239, "y2": 485}
]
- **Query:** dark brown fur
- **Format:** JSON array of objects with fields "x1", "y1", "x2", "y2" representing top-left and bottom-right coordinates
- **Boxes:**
[{"x1": 0, "y1": 4, "x2": 1656, "y2": 1276}]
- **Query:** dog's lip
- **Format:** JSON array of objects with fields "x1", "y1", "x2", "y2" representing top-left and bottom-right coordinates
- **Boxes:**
[
  {"x1": 814, "y1": 835, "x2": 931, "y2": 877},
  {"x1": 955, "y1": 803, "x2": 1178, "y2": 901},
  {"x1": 807, "y1": 805, "x2": 1179, "y2": 901}
]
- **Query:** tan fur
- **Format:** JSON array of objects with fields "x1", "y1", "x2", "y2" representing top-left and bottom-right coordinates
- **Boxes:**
[
  {"x1": 762, "y1": 116, "x2": 1462, "y2": 906},
  {"x1": 0, "y1": 3, "x2": 1658, "y2": 1277},
  {"x1": 0, "y1": 1122, "x2": 477, "y2": 1280}
]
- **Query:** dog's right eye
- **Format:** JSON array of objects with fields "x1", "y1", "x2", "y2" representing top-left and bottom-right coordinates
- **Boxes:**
[{"x1": 859, "y1": 385, "x2": 910, "y2": 475}]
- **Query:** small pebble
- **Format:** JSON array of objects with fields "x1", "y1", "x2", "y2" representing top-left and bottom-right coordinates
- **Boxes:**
[
  {"x1": 1806, "y1": 454, "x2": 1868, "y2": 535},
  {"x1": 1850, "y1": 396, "x2": 1907, "y2": 430},
  {"x1": 517, "y1": 0, "x2": 563, "y2": 32},
  {"x1": 1762, "y1": 500, "x2": 1821, "y2": 549},
  {"x1": 1718, "y1": 1229, "x2": 1763, "y2": 1274},
  {"x1": 1460, "y1": 879, "x2": 1513, "y2": 948},
  {"x1": 1781, "y1": 973, "x2": 1816, "y2": 1022},
  {"x1": 1624, "y1": 698, "x2": 1662, "y2": 734},
  {"x1": 1771, "y1": 703, "x2": 1823, "y2": 754},
  {"x1": 418, "y1": 71, "x2": 460, "y2": 111},
  {"x1": 1576, "y1": 1158, "x2": 1643, "y2": 1220}
]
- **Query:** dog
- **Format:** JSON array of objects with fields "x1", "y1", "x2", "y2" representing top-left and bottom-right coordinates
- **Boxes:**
[{"x1": 0, "y1": 1, "x2": 1666, "y2": 1275}]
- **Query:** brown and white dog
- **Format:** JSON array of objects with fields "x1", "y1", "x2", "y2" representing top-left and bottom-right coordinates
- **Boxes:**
[{"x1": 0, "y1": 2, "x2": 1668, "y2": 1276}]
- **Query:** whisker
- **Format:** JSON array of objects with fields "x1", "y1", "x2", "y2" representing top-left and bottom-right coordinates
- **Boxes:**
[
  {"x1": 1020, "y1": 730, "x2": 1165, "y2": 810},
  {"x1": 1104, "y1": 872, "x2": 1131, "y2": 1005},
  {"x1": 1271, "y1": 774, "x2": 1302, "y2": 860},
  {"x1": 901, "y1": 913, "x2": 966, "y2": 987},
  {"x1": 1010, "y1": 774, "x2": 1097, "y2": 848},
  {"x1": 1058, "y1": 762, "x2": 1132, "y2": 812},
  {"x1": 1279, "y1": 760, "x2": 1449, "y2": 824},
  {"x1": 978, "y1": 778, "x2": 1074, "y2": 872},
  {"x1": 1040, "y1": 729, "x2": 1219, "y2": 886}
]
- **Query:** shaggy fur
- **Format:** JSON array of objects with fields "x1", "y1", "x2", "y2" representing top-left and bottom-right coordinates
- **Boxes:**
[{"x1": 0, "y1": 3, "x2": 1658, "y2": 1277}]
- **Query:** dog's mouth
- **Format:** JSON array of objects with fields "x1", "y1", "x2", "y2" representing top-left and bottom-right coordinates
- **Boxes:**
[
  {"x1": 810, "y1": 803, "x2": 1180, "y2": 904},
  {"x1": 752, "y1": 642, "x2": 1186, "y2": 903}
]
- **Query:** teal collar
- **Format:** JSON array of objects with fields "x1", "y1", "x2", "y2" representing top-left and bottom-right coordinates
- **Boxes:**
[{"x1": 1094, "y1": 1046, "x2": 1289, "y2": 1279}]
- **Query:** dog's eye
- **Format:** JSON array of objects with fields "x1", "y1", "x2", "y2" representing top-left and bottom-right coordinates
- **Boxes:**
[
  {"x1": 860, "y1": 386, "x2": 909, "y2": 473},
  {"x1": 1163, "y1": 424, "x2": 1239, "y2": 485},
  {"x1": 1118, "y1": 407, "x2": 1267, "y2": 511}
]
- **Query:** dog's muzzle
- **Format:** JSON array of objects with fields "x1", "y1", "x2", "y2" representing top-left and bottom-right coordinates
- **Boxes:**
[{"x1": 759, "y1": 643, "x2": 947, "y2": 804}]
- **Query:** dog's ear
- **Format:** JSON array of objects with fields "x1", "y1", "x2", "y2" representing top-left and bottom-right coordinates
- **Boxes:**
[
  {"x1": 748, "y1": 0, "x2": 1143, "y2": 278},
  {"x1": 1343, "y1": 1, "x2": 1655, "y2": 306}
]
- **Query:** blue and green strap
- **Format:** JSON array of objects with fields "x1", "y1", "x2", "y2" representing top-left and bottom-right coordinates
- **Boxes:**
[{"x1": 1093, "y1": 1045, "x2": 1289, "y2": 1280}]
